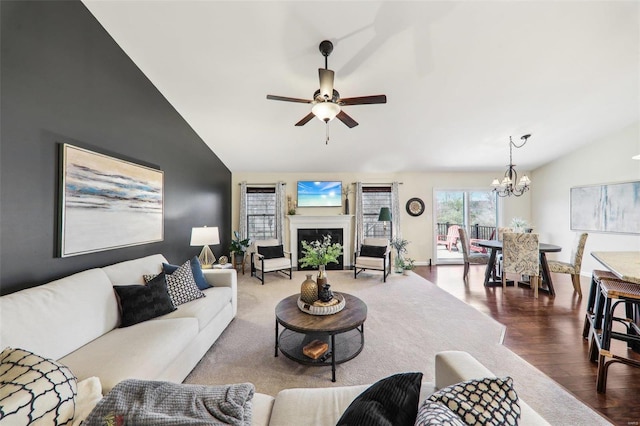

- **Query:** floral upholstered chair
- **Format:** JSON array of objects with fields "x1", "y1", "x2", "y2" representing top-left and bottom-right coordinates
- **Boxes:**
[
  {"x1": 547, "y1": 233, "x2": 588, "y2": 296},
  {"x1": 458, "y1": 228, "x2": 490, "y2": 281},
  {"x1": 502, "y1": 233, "x2": 540, "y2": 298}
]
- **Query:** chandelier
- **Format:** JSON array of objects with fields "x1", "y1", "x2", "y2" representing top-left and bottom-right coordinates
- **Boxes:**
[{"x1": 491, "y1": 134, "x2": 532, "y2": 197}]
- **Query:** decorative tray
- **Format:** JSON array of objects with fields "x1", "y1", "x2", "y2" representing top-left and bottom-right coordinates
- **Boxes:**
[{"x1": 297, "y1": 293, "x2": 345, "y2": 316}]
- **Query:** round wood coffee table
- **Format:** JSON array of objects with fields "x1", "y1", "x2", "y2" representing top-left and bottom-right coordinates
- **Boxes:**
[{"x1": 275, "y1": 292, "x2": 367, "y2": 382}]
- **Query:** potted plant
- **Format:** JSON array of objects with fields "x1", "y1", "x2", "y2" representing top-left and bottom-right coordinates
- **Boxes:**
[
  {"x1": 390, "y1": 237, "x2": 410, "y2": 273},
  {"x1": 402, "y1": 258, "x2": 415, "y2": 275},
  {"x1": 299, "y1": 235, "x2": 343, "y2": 284},
  {"x1": 229, "y1": 231, "x2": 251, "y2": 263}
]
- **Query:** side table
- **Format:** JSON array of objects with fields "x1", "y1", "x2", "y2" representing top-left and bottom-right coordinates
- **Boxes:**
[{"x1": 232, "y1": 253, "x2": 246, "y2": 275}]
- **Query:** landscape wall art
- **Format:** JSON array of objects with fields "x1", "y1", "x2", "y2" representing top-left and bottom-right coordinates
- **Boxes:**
[{"x1": 60, "y1": 144, "x2": 164, "y2": 257}]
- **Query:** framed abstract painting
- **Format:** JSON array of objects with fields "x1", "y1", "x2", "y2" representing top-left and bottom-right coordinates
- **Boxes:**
[
  {"x1": 59, "y1": 144, "x2": 164, "y2": 257},
  {"x1": 570, "y1": 181, "x2": 640, "y2": 234}
]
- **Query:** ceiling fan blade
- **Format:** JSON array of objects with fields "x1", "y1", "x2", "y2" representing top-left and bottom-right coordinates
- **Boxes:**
[
  {"x1": 295, "y1": 112, "x2": 316, "y2": 126},
  {"x1": 318, "y1": 68, "x2": 335, "y2": 99},
  {"x1": 336, "y1": 110, "x2": 359, "y2": 128},
  {"x1": 267, "y1": 95, "x2": 312, "y2": 104},
  {"x1": 339, "y1": 95, "x2": 387, "y2": 106}
]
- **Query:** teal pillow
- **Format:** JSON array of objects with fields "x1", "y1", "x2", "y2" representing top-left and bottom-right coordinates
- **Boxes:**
[{"x1": 163, "y1": 256, "x2": 210, "y2": 290}]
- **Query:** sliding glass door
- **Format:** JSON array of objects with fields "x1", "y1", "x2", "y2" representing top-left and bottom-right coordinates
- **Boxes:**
[{"x1": 434, "y1": 189, "x2": 498, "y2": 264}]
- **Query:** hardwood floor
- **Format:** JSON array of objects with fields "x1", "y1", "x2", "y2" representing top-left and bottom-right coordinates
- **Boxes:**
[{"x1": 414, "y1": 264, "x2": 640, "y2": 426}]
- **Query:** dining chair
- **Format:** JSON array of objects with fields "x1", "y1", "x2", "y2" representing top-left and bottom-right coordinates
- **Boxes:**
[
  {"x1": 547, "y1": 233, "x2": 588, "y2": 296},
  {"x1": 458, "y1": 228, "x2": 490, "y2": 281},
  {"x1": 495, "y1": 227, "x2": 513, "y2": 277},
  {"x1": 502, "y1": 233, "x2": 540, "y2": 298}
]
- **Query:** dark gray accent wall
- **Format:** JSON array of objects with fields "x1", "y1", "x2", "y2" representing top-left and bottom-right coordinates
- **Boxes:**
[{"x1": 0, "y1": 1, "x2": 232, "y2": 295}]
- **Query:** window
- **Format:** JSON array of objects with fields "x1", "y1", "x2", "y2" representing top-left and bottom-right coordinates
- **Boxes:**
[
  {"x1": 246, "y1": 187, "x2": 276, "y2": 241},
  {"x1": 362, "y1": 186, "x2": 392, "y2": 239},
  {"x1": 434, "y1": 189, "x2": 498, "y2": 264}
]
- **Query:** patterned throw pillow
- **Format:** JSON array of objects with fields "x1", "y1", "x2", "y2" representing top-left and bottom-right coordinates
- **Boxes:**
[
  {"x1": 415, "y1": 401, "x2": 466, "y2": 425},
  {"x1": 165, "y1": 260, "x2": 206, "y2": 306},
  {"x1": 162, "y1": 256, "x2": 211, "y2": 290},
  {"x1": 427, "y1": 377, "x2": 520, "y2": 426},
  {"x1": 0, "y1": 347, "x2": 77, "y2": 425},
  {"x1": 114, "y1": 272, "x2": 177, "y2": 327}
]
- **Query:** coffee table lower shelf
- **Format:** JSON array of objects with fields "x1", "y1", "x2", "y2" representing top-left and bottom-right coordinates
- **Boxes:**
[{"x1": 275, "y1": 327, "x2": 364, "y2": 382}]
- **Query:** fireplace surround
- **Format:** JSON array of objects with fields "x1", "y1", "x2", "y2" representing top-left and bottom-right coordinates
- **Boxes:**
[{"x1": 287, "y1": 215, "x2": 354, "y2": 269}]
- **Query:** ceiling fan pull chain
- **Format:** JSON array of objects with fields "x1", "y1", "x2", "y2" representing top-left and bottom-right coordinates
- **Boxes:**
[{"x1": 325, "y1": 122, "x2": 330, "y2": 145}]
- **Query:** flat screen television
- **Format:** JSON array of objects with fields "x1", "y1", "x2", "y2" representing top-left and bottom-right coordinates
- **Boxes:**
[{"x1": 297, "y1": 181, "x2": 342, "y2": 207}]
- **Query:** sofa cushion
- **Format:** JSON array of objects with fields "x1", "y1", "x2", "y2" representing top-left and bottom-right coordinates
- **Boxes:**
[
  {"x1": 427, "y1": 377, "x2": 520, "y2": 425},
  {"x1": 415, "y1": 401, "x2": 466, "y2": 426},
  {"x1": 0, "y1": 347, "x2": 77, "y2": 426},
  {"x1": 336, "y1": 372, "x2": 423, "y2": 426},
  {"x1": 0, "y1": 269, "x2": 119, "y2": 360},
  {"x1": 255, "y1": 257, "x2": 291, "y2": 272},
  {"x1": 269, "y1": 384, "x2": 370, "y2": 426},
  {"x1": 113, "y1": 273, "x2": 176, "y2": 327},
  {"x1": 165, "y1": 261, "x2": 205, "y2": 306},
  {"x1": 59, "y1": 317, "x2": 198, "y2": 393},
  {"x1": 154, "y1": 286, "x2": 232, "y2": 331},
  {"x1": 102, "y1": 254, "x2": 168, "y2": 285},
  {"x1": 162, "y1": 256, "x2": 211, "y2": 290}
]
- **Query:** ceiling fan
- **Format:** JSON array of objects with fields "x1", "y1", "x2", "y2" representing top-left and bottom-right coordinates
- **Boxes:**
[{"x1": 266, "y1": 40, "x2": 387, "y2": 129}]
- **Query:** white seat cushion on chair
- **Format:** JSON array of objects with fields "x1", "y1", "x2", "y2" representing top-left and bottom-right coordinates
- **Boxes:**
[{"x1": 255, "y1": 257, "x2": 292, "y2": 273}]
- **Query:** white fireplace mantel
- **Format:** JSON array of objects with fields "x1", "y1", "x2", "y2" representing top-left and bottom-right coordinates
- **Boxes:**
[{"x1": 287, "y1": 215, "x2": 354, "y2": 267}]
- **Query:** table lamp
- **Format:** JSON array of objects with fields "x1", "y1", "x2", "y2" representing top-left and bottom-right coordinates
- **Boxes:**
[{"x1": 190, "y1": 226, "x2": 220, "y2": 269}]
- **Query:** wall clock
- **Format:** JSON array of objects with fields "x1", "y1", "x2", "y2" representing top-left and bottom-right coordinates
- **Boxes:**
[{"x1": 406, "y1": 197, "x2": 425, "y2": 217}]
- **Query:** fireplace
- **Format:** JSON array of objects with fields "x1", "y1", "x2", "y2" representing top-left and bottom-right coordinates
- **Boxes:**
[
  {"x1": 287, "y1": 215, "x2": 354, "y2": 269},
  {"x1": 297, "y1": 228, "x2": 344, "y2": 270}
]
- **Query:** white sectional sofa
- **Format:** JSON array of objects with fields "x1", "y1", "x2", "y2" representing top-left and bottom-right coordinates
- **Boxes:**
[
  {"x1": 0, "y1": 254, "x2": 237, "y2": 394},
  {"x1": 250, "y1": 350, "x2": 550, "y2": 426}
]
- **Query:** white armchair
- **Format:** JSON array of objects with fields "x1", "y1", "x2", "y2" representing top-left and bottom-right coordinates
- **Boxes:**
[
  {"x1": 354, "y1": 238, "x2": 391, "y2": 282},
  {"x1": 250, "y1": 239, "x2": 292, "y2": 284}
]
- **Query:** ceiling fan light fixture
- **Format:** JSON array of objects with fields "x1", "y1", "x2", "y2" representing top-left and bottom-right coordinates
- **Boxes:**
[{"x1": 312, "y1": 101, "x2": 341, "y2": 122}]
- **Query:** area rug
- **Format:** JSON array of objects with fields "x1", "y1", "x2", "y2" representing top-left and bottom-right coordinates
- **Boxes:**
[{"x1": 185, "y1": 270, "x2": 609, "y2": 425}]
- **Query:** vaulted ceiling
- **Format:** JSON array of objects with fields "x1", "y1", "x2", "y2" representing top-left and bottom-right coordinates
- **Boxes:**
[{"x1": 83, "y1": 1, "x2": 639, "y2": 173}]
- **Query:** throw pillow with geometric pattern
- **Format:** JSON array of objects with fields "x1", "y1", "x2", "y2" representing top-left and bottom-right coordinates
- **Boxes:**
[
  {"x1": 415, "y1": 401, "x2": 466, "y2": 425},
  {"x1": 165, "y1": 260, "x2": 205, "y2": 306},
  {"x1": 427, "y1": 377, "x2": 520, "y2": 426},
  {"x1": 0, "y1": 347, "x2": 77, "y2": 425}
]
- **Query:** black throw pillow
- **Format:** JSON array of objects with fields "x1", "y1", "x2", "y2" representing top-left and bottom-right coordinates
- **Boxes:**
[
  {"x1": 258, "y1": 244, "x2": 284, "y2": 259},
  {"x1": 113, "y1": 272, "x2": 176, "y2": 327},
  {"x1": 360, "y1": 244, "x2": 387, "y2": 258},
  {"x1": 336, "y1": 372, "x2": 423, "y2": 426}
]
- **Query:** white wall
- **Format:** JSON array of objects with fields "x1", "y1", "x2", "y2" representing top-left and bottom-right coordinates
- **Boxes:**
[
  {"x1": 231, "y1": 171, "x2": 531, "y2": 265},
  {"x1": 531, "y1": 121, "x2": 640, "y2": 275}
]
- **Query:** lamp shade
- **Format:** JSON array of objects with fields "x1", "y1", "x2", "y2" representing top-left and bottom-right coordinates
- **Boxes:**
[
  {"x1": 190, "y1": 226, "x2": 220, "y2": 246},
  {"x1": 312, "y1": 102, "x2": 341, "y2": 122},
  {"x1": 378, "y1": 207, "x2": 392, "y2": 222}
]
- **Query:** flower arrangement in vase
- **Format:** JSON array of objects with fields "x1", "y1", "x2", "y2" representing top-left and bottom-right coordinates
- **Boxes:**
[{"x1": 298, "y1": 235, "x2": 343, "y2": 285}]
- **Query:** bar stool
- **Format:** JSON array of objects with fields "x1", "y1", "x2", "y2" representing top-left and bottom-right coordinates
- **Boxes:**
[
  {"x1": 587, "y1": 278, "x2": 640, "y2": 393},
  {"x1": 582, "y1": 270, "x2": 628, "y2": 339}
]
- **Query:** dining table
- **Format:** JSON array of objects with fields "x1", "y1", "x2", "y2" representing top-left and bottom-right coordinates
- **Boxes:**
[{"x1": 476, "y1": 240, "x2": 562, "y2": 296}]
